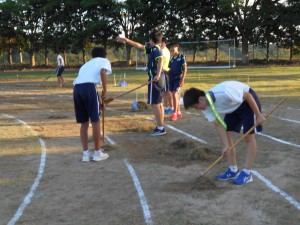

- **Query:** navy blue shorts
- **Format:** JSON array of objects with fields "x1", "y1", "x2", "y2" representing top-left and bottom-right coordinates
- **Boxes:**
[
  {"x1": 73, "y1": 83, "x2": 101, "y2": 123},
  {"x1": 224, "y1": 88, "x2": 262, "y2": 134},
  {"x1": 56, "y1": 66, "x2": 65, "y2": 76},
  {"x1": 148, "y1": 75, "x2": 165, "y2": 105},
  {"x1": 169, "y1": 75, "x2": 181, "y2": 92}
]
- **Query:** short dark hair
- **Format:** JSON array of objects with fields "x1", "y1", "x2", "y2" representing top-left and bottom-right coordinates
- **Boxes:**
[
  {"x1": 91, "y1": 47, "x2": 107, "y2": 58},
  {"x1": 162, "y1": 37, "x2": 167, "y2": 43},
  {"x1": 183, "y1": 88, "x2": 205, "y2": 109},
  {"x1": 54, "y1": 50, "x2": 59, "y2": 54},
  {"x1": 149, "y1": 30, "x2": 162, "y2": 44},
  {"x1": 169, "y1": 42, "x2": 179, "y2": 48}
]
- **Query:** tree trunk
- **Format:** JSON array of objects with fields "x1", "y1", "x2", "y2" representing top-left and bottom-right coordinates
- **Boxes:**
[
  {"x1": 126, "y1": 45, "x2": 132, "y2": 66},
  {"x1": 214, "y1": 42, "x2": 219, "y2": 62},
  {"x1": 63, "y1": 50, "x2": 67, "y2": 66},
  {"x1": 8, "y1": 47, "x2": 13, "y2": 65},
  {"x1": 19, "y1": 47, "x2": 23, "y2": 64},
  {"x1": 8, "y1": 39, "x2": 13, "y2": 65},
  {"x1": 241, "y1": 34, "x2": 249, "y2": 64},
  {"x1": 82, "y1": 48, "x2": 86, "y2": 64},
  {"x1": 289, "y1": 47, "x2": 293, "y2": 62},
  {"x1": 44, "y1": 47, "x2": 49, "y2": 66},
  {"x1": 30, "y1": 53, "x2": 36, "y2": 67},
  {"x1": 266, "y1": 40, "x2": 270, "y2": 63}
]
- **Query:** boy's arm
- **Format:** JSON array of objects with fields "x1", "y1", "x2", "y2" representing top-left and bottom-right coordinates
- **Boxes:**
[
  {"x1": 154, "y1": 57, "x2": 163, "y2": 82},
  {"x1": 180, "y1": 63, "x2": 187, "y2": 87},
  {"x1": 100, "y1": 68, "x2": 108, "y2": 98},
  {"x1": 116, "y1": 37, "x2": 144, "y2": 50},
  {"x1": 243, "y1": 92, "x2": 266, "y2": 125},
  {"x1": 213, "y1": 120, "x2": 230, "y2": 156}
]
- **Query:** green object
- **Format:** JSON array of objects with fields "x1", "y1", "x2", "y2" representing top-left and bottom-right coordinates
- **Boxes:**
[{"x1": 205, "y1": 92, "x2": 227, "y2": 130}]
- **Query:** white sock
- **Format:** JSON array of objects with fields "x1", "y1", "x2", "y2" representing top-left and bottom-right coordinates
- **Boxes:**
[
  {"x1": 229, "y1": 165, "x2": 238, "y2": 173},
  {"x1": 83, "y1": 150, "x2": 90, "y2": 156},
  {"x1": 243, "y1": 169, "x2": 251, "y2": 175},
  {"x1": 157, "y1": 126, "x2": 164, "y2": 130}
]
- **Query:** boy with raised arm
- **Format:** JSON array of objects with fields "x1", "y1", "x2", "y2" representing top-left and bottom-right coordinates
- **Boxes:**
[{"x1": 116, "y1": 30, "x2": 166, "y2": 136}]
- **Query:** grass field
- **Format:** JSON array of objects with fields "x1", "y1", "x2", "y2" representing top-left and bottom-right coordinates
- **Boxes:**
[{"x1": 0, "y1": 66, "x2": 299, "y2": 225}]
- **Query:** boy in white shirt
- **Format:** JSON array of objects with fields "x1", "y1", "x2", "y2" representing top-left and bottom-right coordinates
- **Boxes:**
[
  {"x1": 73, "y1": 47, "x2": 112, "y2": 162},
  {"x1": 55, "y1": 51, "x2": 65, "y2": 87},
  {"x1": 183, "y1": 81, "x2": 266, "y2": 185}
]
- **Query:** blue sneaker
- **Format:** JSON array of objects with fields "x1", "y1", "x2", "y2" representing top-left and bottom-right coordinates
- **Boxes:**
[
  {"x1": 164, "y1": 108, "x2": 173, "y2": 114},
  {"x1": 233, "y1": 171, "x2": 253, "y2": 185},
  {"x1": 150, "y1": 127, "x2": 166, "y2": 136},
  {"x1": 216, "y1": 168, "x2": 239, "y2": 180}
]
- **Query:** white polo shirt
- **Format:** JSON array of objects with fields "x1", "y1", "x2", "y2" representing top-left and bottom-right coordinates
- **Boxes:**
[
  {"x1": 73, "y1": 57, "x2": 112, "y2": 85},
  {"x1": 202, "y1": 81, "x2": 250, "y2": 122},
  {"x1": 57, "y1": 54, "x2": 65, "y2": 67}
]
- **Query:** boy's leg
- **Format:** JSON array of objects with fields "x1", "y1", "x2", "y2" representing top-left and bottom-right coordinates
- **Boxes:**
[
  {"x1": 80, "y1": 122, "x2": 89, "y2": 150},
  {"x1": 91, "y1": 120, "x2": 101, "y2": 150},
  {"x1": 172, "y1": 92, "x2": 179, "y2": 113},
  {"x1": 244, "y1": 134, "x2": 257, "y2": 169},
  {"x1": 152, "y1": 103, "x2": 164, "y2": 126},
  {"x1": 227, "y1": 131, "x2": 237, "y2": 166}
]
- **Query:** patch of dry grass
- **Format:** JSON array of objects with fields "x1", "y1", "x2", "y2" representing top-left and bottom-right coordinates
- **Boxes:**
[
  {"x1": 0, "y1": 118, "x2": 40, "y2": 156},
  {"x1": 157, "y1": 139, "x2": 219, "y2": 161},
  {"x1": 106, "y1": 114, "x2": 154, "y2": 134}
]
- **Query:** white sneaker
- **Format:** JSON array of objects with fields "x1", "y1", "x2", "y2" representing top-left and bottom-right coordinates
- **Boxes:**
[
  {"x1": 92, "y1": 150, "x2": 109, "y2": 161},
  {"x1": 82, "y1": 155, "x2": 90, "y2": 162}
]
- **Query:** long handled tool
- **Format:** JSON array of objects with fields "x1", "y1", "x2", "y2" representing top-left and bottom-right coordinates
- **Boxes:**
[
  {"x1": 202, "y1": 98, "x2": 287, "y2": 176},
  {"x1": 102, "y1": 107, "x2": 105, "y2": 143},
  {"x1": 104, "y1": 81, "x2": 151, "y2": 105}
]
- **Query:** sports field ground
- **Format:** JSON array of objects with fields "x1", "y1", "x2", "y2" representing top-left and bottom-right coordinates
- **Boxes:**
[{"x1": 0, "y1": 67, "x2": 299, "y2": 225}]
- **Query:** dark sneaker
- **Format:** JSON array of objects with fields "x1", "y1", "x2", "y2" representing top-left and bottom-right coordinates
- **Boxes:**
[
  {"x1": 150, "y1": 127, "x2": 166, "y2": 136},
  {"x1": 216, "y1": 168, "x2": 239, "y2": 180},
  {"x1": 233, "y1": 171, "x2": 253, "y2": 185}
]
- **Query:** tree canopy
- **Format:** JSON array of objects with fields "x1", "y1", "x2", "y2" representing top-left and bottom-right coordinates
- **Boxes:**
[{"x1": 0, "y1": 0, "x2": 299, "y2": 66}]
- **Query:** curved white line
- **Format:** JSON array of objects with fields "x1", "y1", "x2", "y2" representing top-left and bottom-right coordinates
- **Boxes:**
[
  {"x1": 3, "y1": 116, "x2": 47, "y2": 225},
  {"x1": 124, "y1": 159, "x2": 153, "y2": 225},
  {"x1": 271, "y1": 115, "x2": 300, "y2": 124},
  {"x1": 258, "y1": 133, "x2": 300, "y2": 148},
  {"x1": 251, "y1": 170, "x2": 300, "y2": 211},
  {"x1": 105, "y1": 135, "x2": 153, "y2": 225}
]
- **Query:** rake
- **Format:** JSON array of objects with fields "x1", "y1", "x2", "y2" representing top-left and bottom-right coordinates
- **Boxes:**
[{"x1": 202, "y1": 98, "x2": 287, "y2": 176}]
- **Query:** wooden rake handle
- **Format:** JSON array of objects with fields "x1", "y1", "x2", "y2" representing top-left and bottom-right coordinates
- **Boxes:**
[
  {"x1": 202, "y1": 97, "x2": 287, "y2": 176},
  {"x1": 104, "y1": 81, "x2": 151, "y2": 105}
]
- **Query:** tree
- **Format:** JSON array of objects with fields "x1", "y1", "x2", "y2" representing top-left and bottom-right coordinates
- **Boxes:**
[
  {"x1": 220, "y1": 0, "x2": 264, "y2": 64},
  {"x1": 0, "y1": 0, "x2": 21, "y2": 65},
  {"x1": 256, "y1": 0, "x2": 281, "y2": 62},
  {"x1": 279, "y1": 0, "x2": 300, "y2": 62}
]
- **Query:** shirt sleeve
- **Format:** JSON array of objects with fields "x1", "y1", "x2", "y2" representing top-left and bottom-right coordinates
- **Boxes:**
[
  {"x1": 103, "y1": 59, "x2": 112, "y2": 75},
  {"x1": 153, "y1": 46, "x2": 162, "y2": 60},
  {"x1": 202, "y1": 107, "x2": 216, "y2": 122}
]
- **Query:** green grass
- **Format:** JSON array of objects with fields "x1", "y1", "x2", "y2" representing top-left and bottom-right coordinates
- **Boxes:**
[{"x1": 0, "y1": 66, "x2": 299, "y2": 98}]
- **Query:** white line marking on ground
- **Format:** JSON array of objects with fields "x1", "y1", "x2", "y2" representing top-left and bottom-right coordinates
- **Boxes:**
[
  {"x1": 251, "y1": 170, "x2": 300, "y2": 211},
  {"x1": 145, "y1": 116, "x2": 300, "y2": 210},
  {"x1": 105, "y1": 136, "x2": 153, "y2": 225},
  {"x1": 287, "y1": 107, "x2": 300, "y2": 111},
  {"x1": 258, "y1": 133, "x2": 300, "y2": 148},
  {"x1": 2, "y1": 115, "x2": 47, "y2": 225},
  {"x1": 166, "y1": 124, "x2": 208, "y2": 144},
  {"x1": 270, "y1": 115, "x2": 300, "y2": 124},
  {"x1": 124, "y1": 159, "x2": 153, "y2": 225},
  {"x1": 146, "y1": 117, "x2": 208, "y2": 144},
  {"x1": 105, "y1": 135, "x2": 116, "y2": 145}
]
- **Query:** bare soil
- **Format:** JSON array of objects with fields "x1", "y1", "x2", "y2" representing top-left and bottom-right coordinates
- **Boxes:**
[{"x1": 0, "y1": 78, "x2": 300, "y2": 225}]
